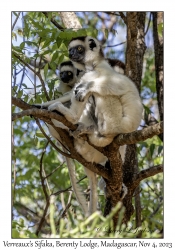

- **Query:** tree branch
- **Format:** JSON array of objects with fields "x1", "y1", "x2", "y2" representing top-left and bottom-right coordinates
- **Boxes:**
[
  {"x1": 12, "y1": 97, "x2": 76, "y2": 130},
  {"x1": 114, "y1": 122, "x2": 163, "y2": 146},
  {"x1": 59, "y1": 12, "x2": 82, "y2": 30},
  {"x1": 132, "y1": 165, "x2": 163, "y2": 189}
]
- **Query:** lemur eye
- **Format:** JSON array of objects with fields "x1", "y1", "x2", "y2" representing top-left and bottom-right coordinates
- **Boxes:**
[
  {"x1": 77, "y1": 46, "x2": 82, "y2": 51},
  {"x1": 68, "y1": 72, "x2": 72, "y2": 75}
]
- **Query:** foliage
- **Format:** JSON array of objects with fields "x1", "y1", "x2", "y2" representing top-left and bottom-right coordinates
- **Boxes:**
[
  {"x1": 12, "y1": 11, "x2": 163, "y2": 238},
  {"x1": 12, "y1": 203, "x2": 161, "y2": 238}
]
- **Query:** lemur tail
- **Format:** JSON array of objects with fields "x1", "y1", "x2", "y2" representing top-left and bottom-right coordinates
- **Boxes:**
[{"x1": 65, "y1": 156, "x2": 88, "y2": 216}]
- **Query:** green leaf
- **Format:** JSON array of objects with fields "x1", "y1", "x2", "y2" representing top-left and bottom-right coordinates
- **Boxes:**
[
  {"x1": 12, "y1": 32, "x2": 17, "y2": 41},
  {"x1": 49, "y1": 62, "x2": 56, "y2": 71},
  {"x1": 44, "y1": 63, "x2": 48, "y2": 79},
  {"x1": 36, "y1": 132, "x2": 45, "y2": 138},
  {"x1": 104, "y1": 29, "x2": 109, "y2": 39},
  {"x1": 24, "y1": 95, "x2": 28, "y2": 103},
  {"x1": 57, "y1": 54, "x2": 64, "y2": 64},
  {"x1": 13, "y1": 86, "x2": 18, "y2": 92},
  {"x1": 150, "y1": 144, "x2": 155, "y2": 157},
  {"x1": 59, "y1": 31, "x2": 66, "y2": 39},
  {"x1": 143, "y1": 104, "x2": 152, "y2": 115},
  {"x1": 12, "y1": 106, "x2": 16, "y2": 113},
  {"x1": 41, "y1": 50, "x2": 51, "y2": 56},
  {"x1": 18, "y1": 90, "x2": 23, "y2": 98},
  {"x1": 21, "y1": 83, "x2": 28, "y2": 88},
  {"x1": 52, "y1": 43, "x2": 58, "y2": 51},
  {"x1": 51, "y1": 51, "x2": 59, "y2": 63},
  {"x1": 158, "y1": 145, "x2": 163, "y2": 155},
  {"x1": 78, "y1": 28, "x2": 87, "y2": 36},
  {"x1": 56, "y1": 38, "x2": 62, "y2": 49},
  {"x1": 12, "y1": 229, "x2": 20, "y2": 238},
  {"x1": 42, "y1": 39, "x2": 51, "y2": 49},
  {"x1": 92, "y1": 29, "x2": 98, "y2": 37}
]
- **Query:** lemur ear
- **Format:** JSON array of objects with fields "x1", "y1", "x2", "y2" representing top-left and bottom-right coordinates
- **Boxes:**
[{"x1": 89, "y1": 39, "x2": 97, "y2": 50}]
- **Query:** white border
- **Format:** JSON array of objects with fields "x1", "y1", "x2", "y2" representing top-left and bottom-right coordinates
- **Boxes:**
[{"x1": 1, "y1": 1, "x2": 175, "y2": 247}]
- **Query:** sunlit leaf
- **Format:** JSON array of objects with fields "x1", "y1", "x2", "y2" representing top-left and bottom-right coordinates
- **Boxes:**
[{"x1": 44, "y1": 63, "x2": 48, "y2": 79}]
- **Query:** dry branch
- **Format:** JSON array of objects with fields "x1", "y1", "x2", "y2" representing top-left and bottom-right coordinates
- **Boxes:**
[
  {"x1": 114, "y1": 122, "x2": 163, "y2": 146},
  {"x1": 132, "y1": 164, "x2": 163, "y2": 189}
]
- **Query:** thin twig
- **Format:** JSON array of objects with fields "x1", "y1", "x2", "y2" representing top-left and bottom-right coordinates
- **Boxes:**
[
  {"x1": 39, "y1": 141, "x2": 49, "y2": 201},
  {"x1": 35, "y1": 118, "x2": 71, "y2": 158},
  {"x1": 53, "y1": 175, "x2": 87, "y2": 196},
  {"x1": 12, "y1": 12, "x2": 21, "y2": 31},
  {"x1": 103, "y1": 41, "x2": 126, "y2": 48},
  {"x1": 133, "y1": 164, "x2": 163, "y2": 189},
  {"x1": 104, "y1": 12, "x2": 120, "y2": 16},
  {"x1": 13, "y1": 52, "x2": 50, "y2": 101},
  {"x1": 44, "y1": 161, "x2": 65, "y2": 179},
  {"x1": 119, "y1": 12, "x2": 127, "y2": 24},
  {"x1": 15, "y1": 202, "x2": 42, "y2": 219},
  {"x1": 42, "y1": 12, "x2": 65, "y2": 31},
  {"x1": 36, "y1": 198, "x2": 50, "y2": 236},
  {"x1": 43, "y1": 168, "x2": 51, "y2": 196}
]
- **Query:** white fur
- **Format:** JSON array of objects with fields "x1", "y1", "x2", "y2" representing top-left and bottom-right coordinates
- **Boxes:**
[{"x1": 49, "y1": 59, "x2": 143, "y2": 147}]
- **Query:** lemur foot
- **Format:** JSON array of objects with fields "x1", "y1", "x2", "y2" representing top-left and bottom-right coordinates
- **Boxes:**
[
  {"x1": 48, "y1": 102, "x2": 64, "y2": 116},
  {"x1": 33, "y1": 104, "x2": 48, "y2": 109},
  {"x1": 71, "y1": 123, "x2": 95, "y2": 138},
  {"x1": 74, "y1": 84, "x2": 87, "y2": 102}
]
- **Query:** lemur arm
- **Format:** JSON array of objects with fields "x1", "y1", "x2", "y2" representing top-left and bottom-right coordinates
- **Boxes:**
[
  {"x1": 36, "y1": 91, "x2": 73, "y2": 108},
  {"x1": 74, "y1": 75, "x2": 132, "y2": 102}
]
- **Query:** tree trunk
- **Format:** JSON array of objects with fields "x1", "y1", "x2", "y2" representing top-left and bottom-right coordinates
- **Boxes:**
[
  {"x1": 122, "y1": 12, "x2": 146, "y2": 225},
  {"x1": 152, "y1": 12, "x2": 163, "y2": 123},
  {"x1": 59, "y1": 12, "x2": 82, "y2": 30}
]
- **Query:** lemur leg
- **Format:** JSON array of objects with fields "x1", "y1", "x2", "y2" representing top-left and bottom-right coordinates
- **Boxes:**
[
  {"x1": 84, "y1": 167, "x2": 98, "y2": 215},
  {"x1": 48, "y1": 101, "x2": 79, "y2": 124}
]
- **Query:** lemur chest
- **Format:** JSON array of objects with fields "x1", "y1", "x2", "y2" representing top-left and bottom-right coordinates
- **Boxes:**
[{"x1": 82, "y1": 71, "x2": 99, "y2": 82}]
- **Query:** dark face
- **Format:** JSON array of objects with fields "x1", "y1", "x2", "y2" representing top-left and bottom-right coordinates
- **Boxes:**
[
  {"x1": 69, "y1": 45, "x2": 85, "y2": 62},
  {"x1": 60, "y1": 71, "x2": 73, "y2": 84}
]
